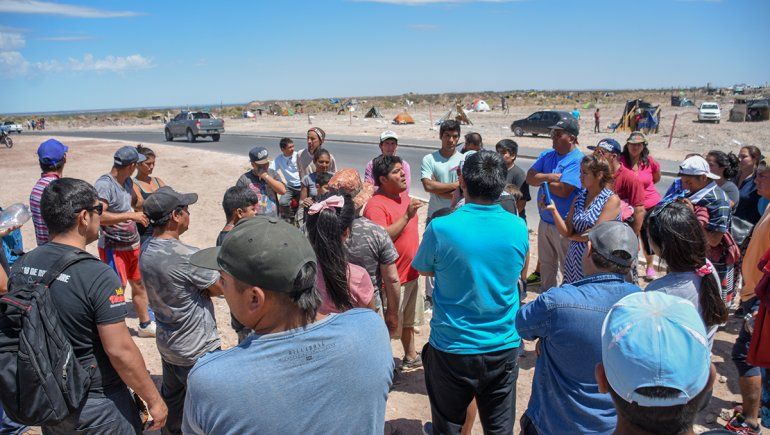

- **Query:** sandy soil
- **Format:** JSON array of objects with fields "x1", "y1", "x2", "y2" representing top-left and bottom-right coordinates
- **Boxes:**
[
  {"x1": 47, "y1": 101, "x2": 770, "y2": 164},
  {"x1": 0, "y1": 135, "x2": 758, "y2": 434}
]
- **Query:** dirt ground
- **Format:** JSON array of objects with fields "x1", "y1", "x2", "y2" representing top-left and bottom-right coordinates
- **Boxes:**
[
  {"x1": 47, "y1": 101, "x2": 770, "y2": 164},
  {"x1": 0, "y1": 135, "x2": 760, "y2": 434}
]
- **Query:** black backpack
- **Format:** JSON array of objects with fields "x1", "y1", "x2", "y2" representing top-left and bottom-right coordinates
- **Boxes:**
[{"x1": 0, "y1": 250, "x2": 94, "y2": 425}]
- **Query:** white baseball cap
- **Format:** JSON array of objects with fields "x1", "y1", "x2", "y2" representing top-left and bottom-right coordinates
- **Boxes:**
[
  {"x1": 678, "y1": 155, "x2": 720, "y2": 180},
  {"x1": 380, "y1": 130, "x2": 398, "y2": 143}
]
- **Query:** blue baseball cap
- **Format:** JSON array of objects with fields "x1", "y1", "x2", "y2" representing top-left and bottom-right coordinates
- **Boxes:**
[
  {"x1": 601, "y1": 292, "x2": 710, "y2": 407},
  {"x1": 37, "y1": 139, "x2": 68, "y2": 165},
  {"x1": 588, "y1": 138, "x2": 622, "y2": 155}
]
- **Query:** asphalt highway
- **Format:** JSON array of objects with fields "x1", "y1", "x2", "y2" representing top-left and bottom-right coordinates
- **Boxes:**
[{"x1": 28, "y1": 130, "x2": 675, "y2": 231}]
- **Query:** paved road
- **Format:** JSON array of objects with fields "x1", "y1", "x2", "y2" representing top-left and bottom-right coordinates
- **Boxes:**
[{"x1": 29, "y1": 130, "x2": 675, "y2": 231}]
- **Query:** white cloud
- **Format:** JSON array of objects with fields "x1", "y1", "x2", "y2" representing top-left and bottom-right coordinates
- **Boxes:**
[
  {"x1": 0, "y1": 50, "x2": 29, "y2": 76},
  {"x1": 38, "y1": 35, "x2": 94, "y2": 42},
  {"x1": 0, "y1": 0, "x2": 140, "y2": 18},
  {"x1": 66, "y1": 54, "x2": 153, "y2": 72},
  {"x1": 0, "y1": 31, "x2": 25, "y2": 50}
]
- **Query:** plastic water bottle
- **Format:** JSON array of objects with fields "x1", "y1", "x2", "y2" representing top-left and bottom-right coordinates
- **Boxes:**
[{"x1": 0, "y1": 203, "x2": 31, "y2": 231}]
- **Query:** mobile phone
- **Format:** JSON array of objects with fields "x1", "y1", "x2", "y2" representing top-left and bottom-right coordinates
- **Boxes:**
[{"x1": 543, "y1": 182, "x2": 552, "y2": 205}]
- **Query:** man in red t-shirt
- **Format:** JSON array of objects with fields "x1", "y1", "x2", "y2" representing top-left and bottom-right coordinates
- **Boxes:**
[
  {"x1": 589, "y1": 139, "x2": 646, "y2": 235},
  {"x1": 364, "y1": 155, "x2": 425, "y2": 368}
]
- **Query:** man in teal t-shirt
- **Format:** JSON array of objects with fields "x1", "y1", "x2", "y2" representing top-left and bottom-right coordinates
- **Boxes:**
[
  {"x1": 420, "y1": 120, "x2": 465, "y2": 220},
  {"x1": 413, "y1": 150, "x2": 528, "y2": 434},
  {"x1": 526, "y1": 116, "x2": 583, "y2": 291}
]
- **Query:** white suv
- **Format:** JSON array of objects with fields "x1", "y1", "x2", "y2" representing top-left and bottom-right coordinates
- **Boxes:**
[{"x1": 698, "y1": 102, "x2": 721, "y2": 123}]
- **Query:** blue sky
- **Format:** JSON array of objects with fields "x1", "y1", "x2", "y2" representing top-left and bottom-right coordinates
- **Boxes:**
[{"x1": 1, "y1": 0, "x2": 768, "y2": 114}]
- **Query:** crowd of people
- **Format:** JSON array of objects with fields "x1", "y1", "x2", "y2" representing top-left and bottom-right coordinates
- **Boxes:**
[{"x1": 0, "y1": 114, "x2": 768, "y2": 435}]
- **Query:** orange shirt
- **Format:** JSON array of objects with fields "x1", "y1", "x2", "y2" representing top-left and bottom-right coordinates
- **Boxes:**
[
  {"x1": 742, "y1": 207, "x2": 770, "y2": 301},
  {"x1": 364, "y1": 191, "x2": 420, "y2": 284}
]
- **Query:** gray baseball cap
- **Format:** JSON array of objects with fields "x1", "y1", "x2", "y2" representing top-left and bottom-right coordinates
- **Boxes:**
[
  {"x1": 190, "y1": 215, "x2": 317, "y2": 291},
  {"x1": 114, "y1": 146, "x2": 147, "y2": 166},
  {"x1": 587, "y1": 221, "x2": 638, "y2": 267}
]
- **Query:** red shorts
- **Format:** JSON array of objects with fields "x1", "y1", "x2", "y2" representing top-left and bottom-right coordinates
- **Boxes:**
[{"x1": 99, "y1": 247, "x2": 141, "y2": 286}]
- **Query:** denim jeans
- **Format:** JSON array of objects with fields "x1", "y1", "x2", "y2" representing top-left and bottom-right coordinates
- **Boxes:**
[
  {"x1": 161, "y1": 360, "x2": 194, "y2": 435},
  {"x1": 0, "y1": 405, "x2": 27, "y2": 435},
  {"x1": 41, "y1": 387, "x2": 142, "y2": 435}
]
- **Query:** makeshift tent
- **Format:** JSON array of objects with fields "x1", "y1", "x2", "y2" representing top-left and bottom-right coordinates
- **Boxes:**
[
  {"x1": 582, "y1": 102, "x2": 595, "y2": 109},
  {"x1": 468, "y1": 99, "x2": 491, "y2": 112},
  {"x1": 616, "y1": 99, "x2": 660, "y2": 133},
  {"x1": 730, "y1": 97, "x2": 770, "y2": 122},
  {"x1": 435, "y1": 103, "x2": 473, "y2": 125},
  {"x1": 392, "y1": 112, "x2": 415, "y2": 124},
  {"x1": 365, "y1": 107, "x2": 383, "y2": 118}
]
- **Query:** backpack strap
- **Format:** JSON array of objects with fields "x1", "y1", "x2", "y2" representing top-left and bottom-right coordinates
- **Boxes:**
[{"x1": 40, "y1": 250, "x2": 94, "y2": 288}]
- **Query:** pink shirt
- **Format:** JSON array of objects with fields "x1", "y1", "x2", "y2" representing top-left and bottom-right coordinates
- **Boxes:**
[
  {"x1": 317, "y1": 263, "x2": 374, "y2": 314},
  {"x1": 619, "y1": 155, "x2": 661, "y2": 209}
]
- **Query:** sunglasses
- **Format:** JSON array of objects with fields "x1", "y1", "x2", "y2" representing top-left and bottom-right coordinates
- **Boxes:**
[{"x1": 82, "y1": 203, "x2": 104, "y2": 215}]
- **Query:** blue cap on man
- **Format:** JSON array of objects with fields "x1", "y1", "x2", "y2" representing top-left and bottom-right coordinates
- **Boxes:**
[{"x1": 37, "y1": 139, "x2": 69, "y2": 165}]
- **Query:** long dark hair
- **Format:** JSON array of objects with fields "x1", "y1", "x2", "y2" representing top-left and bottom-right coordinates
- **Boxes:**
[
  {"x1": 621, "y1": 141, "x2": 650, "y2": 168},
  {"x1": 305, "y1": 190, "x2": 355, "y2": 311},
  {"x1": 707, "y1": 150, "x2": 739, "y2": 180},
  {"x1": 582, "y1": 154, "x2": 614, "y2": 188},
  {"x1": 645, "y1": 202, "x2": 728, "y2": 327}
]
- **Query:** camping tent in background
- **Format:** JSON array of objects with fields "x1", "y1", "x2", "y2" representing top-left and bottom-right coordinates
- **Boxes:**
[
  {"x1": 435, "y1": 103, "x2": 473, "y2": 125},
  {"x1": 615, "y1": 99, "x2": 660, "y2": 133},
  {"x1": 582, "y1": 102, "x2": 595, "y2": 109},
  {"x1": 365, "y1": 107, "x2": 383, "y2": 118},
  {"x1": 468, "y1": 99, "x2": 491, "y2": 112},
  {"x1": 393, "y1": 112, "x2": 415, "y2": 125}
]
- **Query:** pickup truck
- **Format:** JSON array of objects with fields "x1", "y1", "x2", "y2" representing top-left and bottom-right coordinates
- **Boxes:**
[
  {"x1": 164, "y1": 111, "x2": 224, "y2": 142},
  {"x1": 1, "y1": 121, "x2": 23, "y2": 134},
  {"x1": 698, "y1": 102, "x2": 721, "y2": 123}
]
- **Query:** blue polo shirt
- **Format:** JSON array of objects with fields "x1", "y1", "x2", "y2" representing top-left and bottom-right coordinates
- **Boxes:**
[
  {"x1": 412, "y1": 203, "x2": 528, "y2": 354},
  {"x1": 531, "y1": 148, "x2": 583, "y2": 224}
]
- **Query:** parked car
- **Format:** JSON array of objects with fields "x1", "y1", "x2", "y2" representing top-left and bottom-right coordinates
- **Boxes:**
[
  {"x1": 164, "y1": 111, "x2": 224, "y2": 142},
  {"x1": 698, "y1": 102, "x2": 721, "y2": 123},
  {"x1": 1, "y1": 120, "x2": 23, "y2": 134},
  {"x1": 510, "y1": 110, "x2": 573, "y2": 137}
]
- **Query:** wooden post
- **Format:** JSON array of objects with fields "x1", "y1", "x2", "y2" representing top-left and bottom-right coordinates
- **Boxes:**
[
  {"x1": 667, "y1": 113, "x2": 678, "y2": 149},
  {"x1": 349, "y1": 107, "x2": 352, "y2": 126}
]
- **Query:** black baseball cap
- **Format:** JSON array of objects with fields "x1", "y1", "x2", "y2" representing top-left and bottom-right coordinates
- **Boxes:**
[
  {"x1": 249, "y1": 146, "x2": 269, "y2": 164},
  {"x1": 549, "y1": 115, "x2": 580, "y2": 137},
  {"x1": 190, "y1": 216, "x2": 317, "y2": 291},
  {"x1": 143, "y1": 186, "x2": 198, "y2": 223}
]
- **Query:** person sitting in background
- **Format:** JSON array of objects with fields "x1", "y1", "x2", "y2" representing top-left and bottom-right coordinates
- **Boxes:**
[
  {"x1": 364, "y1": 130, "x2": 411, "y2": 193},
  {"x1": 596, "y1": 292, "x2": 725, "y2": 435},
  {"x1": 272, "y1": 138, "x2": 301, "y2": 223},
  {"x1": 235, "y1": 147, "x2": 286, "y2": 217},
  {"x1": 306, "y1": 192, "x2": 375, "y2": 314},
  {"x1": 516, "y1": 221, "x2": 641, "y2": 435},
  {"x1": 707, "y1": 150, "x2": 740, "y2": 207},
  {"x1": 131, "y1": 144, "x2": 166, "y2": 246},
  {"x1": 298, "y1": 127, "x2": 337, "y2": 179},
  {"x1": 30, "y1": 138, "x2": 68, "y2": 246},
  {"x1": 644, "y1": 201, "x2": 728, "y2": 350},
  {"x1": 546, "y1": 155, "x2": 620, "y2": 283}
]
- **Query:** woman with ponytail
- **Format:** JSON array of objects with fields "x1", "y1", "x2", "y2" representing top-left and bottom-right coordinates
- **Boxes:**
[
  {"x1": 644, "y1": 200, "x2": 728, "y2": 349},
  {"x1": 305, "y1": 191, "x2": 375, "y2": 314}
]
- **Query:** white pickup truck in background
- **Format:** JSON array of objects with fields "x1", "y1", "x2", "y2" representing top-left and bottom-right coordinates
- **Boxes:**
[
  {"x1": 1, "y1": 120, "x2": 23, "y2": 133},
  {"x1": 698, "y1": 102, "x2": 721, "y2": 123}
]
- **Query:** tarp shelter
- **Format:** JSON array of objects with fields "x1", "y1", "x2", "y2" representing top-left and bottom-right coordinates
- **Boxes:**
[
  {"x1": 730, "y1": 97, "x2": 770, "y2": 122},
  {"x1": 616, "y1": 99, "x2": 660, "y2": 133},
  {"x1": 365, "y1": 107, "x2": 383, "y2": 118},
  {"x1": 583, "y1": 102, "x2": 595, "y2": 109},
  {"x1": 393, "y1": 112, "x2": 415, "y2": 125},
  {"x1": 435, "y1": 103, "x2": 473, "y2": 125},
  {"x1": 468, "y1": 99, "x2": 491, "y2": 112}
]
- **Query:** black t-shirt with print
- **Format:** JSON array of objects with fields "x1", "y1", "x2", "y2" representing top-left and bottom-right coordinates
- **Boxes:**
[{"x1": 10, "y1": 242, "x2": 128, "y2": 393}]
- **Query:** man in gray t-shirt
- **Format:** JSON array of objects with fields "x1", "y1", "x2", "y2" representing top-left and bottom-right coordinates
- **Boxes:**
[{"x1": 139, "y1": 186, "x2": 222, "y2": 435}]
